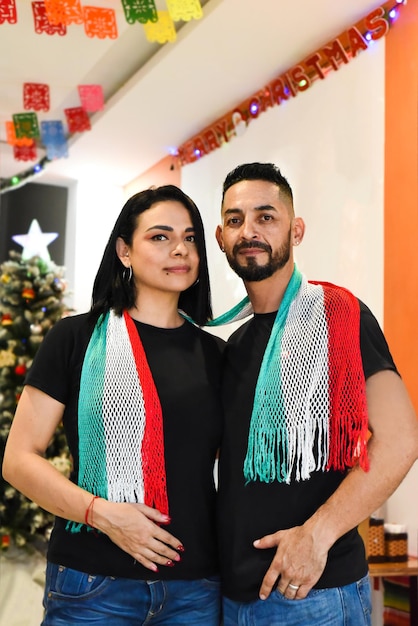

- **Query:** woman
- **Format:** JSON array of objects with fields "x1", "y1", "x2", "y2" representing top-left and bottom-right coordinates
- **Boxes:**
[{"x1": 2, "y1": 185, "x2": 224, "y2": 625}]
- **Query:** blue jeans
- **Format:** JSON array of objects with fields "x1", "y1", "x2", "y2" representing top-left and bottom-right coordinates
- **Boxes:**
[
  {"x1": 41, "y1": 562, "x2": 221, "y2": 625},
  {"x1": 223, "y1": 574, "x2": 372, "y2": 626}
]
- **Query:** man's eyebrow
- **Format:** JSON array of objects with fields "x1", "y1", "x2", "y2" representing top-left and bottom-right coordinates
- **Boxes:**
[
  {"x1": 145, "y1": 225, "x2": 195, "y2": 232},
  {"x1": 254, "y1": 204, "x2": 277, "y2": 212},
  {"x1": 223, "y1": 208, "x2": 242, "y2": 216},
  {"x1": 223, "y1": 205, "x2": 277, "y2": 215}
]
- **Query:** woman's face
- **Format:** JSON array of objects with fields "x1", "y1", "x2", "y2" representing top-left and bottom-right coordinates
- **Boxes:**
[{"x1": 118, "y1": 200, "x2": 200, "y2": 296}]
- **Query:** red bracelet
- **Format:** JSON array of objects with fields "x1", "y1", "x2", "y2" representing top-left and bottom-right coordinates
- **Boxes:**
[{"x1": 85, "y1": 495, "x2": 100, "y2": 529}]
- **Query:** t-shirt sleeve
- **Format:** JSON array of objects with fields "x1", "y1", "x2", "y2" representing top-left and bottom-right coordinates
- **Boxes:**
[
  {"x1": 359, "y1": 300, "x2": 398, "y2": 379},
  {"x1": 24, "y1": 315, "x2": 88, "y2": 405}
]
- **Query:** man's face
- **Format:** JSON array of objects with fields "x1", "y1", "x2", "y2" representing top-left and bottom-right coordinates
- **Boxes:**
[{"x1": 216, "y1": 179, "x2": 294, "y2": 282}]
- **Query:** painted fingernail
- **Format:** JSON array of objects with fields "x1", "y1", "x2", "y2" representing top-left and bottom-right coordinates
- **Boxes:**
[
  {"x1": 166, "y1": 560, "x2": 175, "y2": 567},
  {"x1": 177, "y1": 544, "x2": 185, "y2": 552}
]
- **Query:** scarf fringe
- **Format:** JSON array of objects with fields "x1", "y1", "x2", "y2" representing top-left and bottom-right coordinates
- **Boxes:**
[{"x1": 242, "y1": 267, "x2": 369, "y2": 483}]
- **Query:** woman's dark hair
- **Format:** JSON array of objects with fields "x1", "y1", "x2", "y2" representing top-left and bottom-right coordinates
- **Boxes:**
[{"x1": 90, "y1": 185, "x2": 213, "y2": 326}]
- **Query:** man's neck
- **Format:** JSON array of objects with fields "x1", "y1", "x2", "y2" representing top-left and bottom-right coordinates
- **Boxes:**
[{"x1": 244, "y1": 263, "x2": 295, "y2": 314}]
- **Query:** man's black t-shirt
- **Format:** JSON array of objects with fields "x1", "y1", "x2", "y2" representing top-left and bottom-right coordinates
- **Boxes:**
[
  {"x1": 218, "y1": 300, "x2": 397, "y2": 602},
  {"x1": 25, "y1": 313, "x2": 224, "y2": 580}
]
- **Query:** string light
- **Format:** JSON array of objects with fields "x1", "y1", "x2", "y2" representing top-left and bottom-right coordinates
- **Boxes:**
[
  {"x1": 249, "y1": 100, "x2": 259, "y2": 116},
  {"x1": 0, "y1": 156, "x2": 51, "y2": 195}
]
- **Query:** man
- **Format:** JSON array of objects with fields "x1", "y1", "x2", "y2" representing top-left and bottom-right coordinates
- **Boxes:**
[{"x1": 215, "y1": 162, "x2": 418, "y2": 625}]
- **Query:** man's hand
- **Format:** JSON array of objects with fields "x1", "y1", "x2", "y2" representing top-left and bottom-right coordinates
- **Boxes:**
[{"x1": 254, "y1": 524, "x2": 328, "y2": 600}]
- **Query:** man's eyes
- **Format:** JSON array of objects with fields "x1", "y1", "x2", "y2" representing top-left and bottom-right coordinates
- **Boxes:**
[
  {"x1": 225, "y1": 214, "x2": 274, "y2": 225},
  {"x1": 226, "y1": 217, "x2": 242, "y2": 225}
]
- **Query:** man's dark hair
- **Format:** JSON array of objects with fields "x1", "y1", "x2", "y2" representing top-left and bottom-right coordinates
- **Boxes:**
[
  {"x1": 222, "y1": 162, "x2": 293, "y2": 209},
  {"x1": 90, "y1": 185, "x2": 212, "y2": 326}
]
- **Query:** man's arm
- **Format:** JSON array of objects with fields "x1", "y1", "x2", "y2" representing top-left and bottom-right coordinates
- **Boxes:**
[{"x1": 254, "y1": 369, "x2": 418, "y2": 600}]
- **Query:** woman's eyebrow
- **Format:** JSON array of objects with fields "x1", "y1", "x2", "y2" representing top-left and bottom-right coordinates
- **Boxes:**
[{"x1": 145, "y1": 225, "x2": 195, "y2": 232}]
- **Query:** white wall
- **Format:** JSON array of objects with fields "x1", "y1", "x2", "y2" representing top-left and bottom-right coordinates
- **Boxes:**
[
  {"x1": 65, "y1": 180, "x2": 124, "y2": 314},
  {"x1": 181, "y1": 42, "x2": 385, "y2": 330}
]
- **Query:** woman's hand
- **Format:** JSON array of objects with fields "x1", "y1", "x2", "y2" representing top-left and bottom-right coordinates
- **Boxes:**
[
  {"x1": 3, "y1": 387, "x2": 184, "y2": 573},
  {"x1": 94, "y1": 499, "x2": 184, "y2": 571}
]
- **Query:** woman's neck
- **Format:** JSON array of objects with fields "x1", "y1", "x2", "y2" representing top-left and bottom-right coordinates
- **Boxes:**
[{"x1": 128, "y1": 291, "x2": 184, "y2": 328}]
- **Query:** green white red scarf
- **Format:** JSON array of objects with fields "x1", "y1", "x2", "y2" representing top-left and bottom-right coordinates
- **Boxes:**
[
  {"x1": 209, "y1": 265, "x2": 369, "y2": 483},
  {"x1": 67, "y1": 310, "x2": 168, "y2": 533}
]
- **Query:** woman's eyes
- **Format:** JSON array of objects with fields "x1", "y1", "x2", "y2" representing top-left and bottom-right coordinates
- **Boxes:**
[{"x1": 151, "y1": 233, "x2": 196, "y2": 243}]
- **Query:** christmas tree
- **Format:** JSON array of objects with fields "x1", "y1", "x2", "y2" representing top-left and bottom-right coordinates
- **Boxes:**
[{"x1": 0, "y1": 245, "x2": 71, "y2": 553}]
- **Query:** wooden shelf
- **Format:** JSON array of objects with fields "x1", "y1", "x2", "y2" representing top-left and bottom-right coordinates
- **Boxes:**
[
  {"x1": 369, "y1": 556, "x2": 418, "y2": 578},
  {"x1": 368, "y1": 558, "x2": 418, "y2": 626}
]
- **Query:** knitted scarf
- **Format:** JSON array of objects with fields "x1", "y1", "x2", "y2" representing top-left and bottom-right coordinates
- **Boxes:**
[
  {"x1": 67, "y1": 309, "x2": 168, "y2": 533},
  {"x1": 209, "y1": 265, "x2": 369, "y2": 484}
]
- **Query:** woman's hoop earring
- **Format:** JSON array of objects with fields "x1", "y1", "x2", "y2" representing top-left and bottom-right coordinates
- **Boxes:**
[{"x1": 123, "y1": 266, "x2": 133, "y2": 282}]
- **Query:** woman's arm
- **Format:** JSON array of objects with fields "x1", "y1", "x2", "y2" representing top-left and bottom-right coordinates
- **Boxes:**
[{"x1": 2, "y1": 385, "x2": 183, "y2": 571}]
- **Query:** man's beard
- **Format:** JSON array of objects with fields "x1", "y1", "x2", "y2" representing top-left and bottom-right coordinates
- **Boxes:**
[{"x1": 225, "y1": 231, "x2": 291, "y2": 282}]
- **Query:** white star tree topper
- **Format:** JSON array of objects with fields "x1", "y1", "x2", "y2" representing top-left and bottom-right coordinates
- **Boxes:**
[{"x1": 12, "y1": 219, "x2": 59, "y2": 263}]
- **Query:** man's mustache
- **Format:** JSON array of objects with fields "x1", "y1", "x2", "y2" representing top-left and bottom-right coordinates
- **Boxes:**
[{"x1": 232, "y1": 241, "x2": 272, "y2": 255}]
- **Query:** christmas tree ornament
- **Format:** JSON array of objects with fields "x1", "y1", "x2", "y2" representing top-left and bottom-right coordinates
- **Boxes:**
[
  {"x1": 0, "y1": 350, "x2": 16, "y2": 367},
  {"x1": 14, "y1": 363, "x2": 27, "y2": 377},
  {"x1": 1, "y1": 314, "x2": 13, "y2": 326},
  {"x1": 22, "y1": 287, "x2": 36, "y2": 300},
  {"x1": 12, "y1": 219, "x2": 58, "y2": 263},
  {"x1": 0, "y1": 250, "x2": 71, "y2": 551}
]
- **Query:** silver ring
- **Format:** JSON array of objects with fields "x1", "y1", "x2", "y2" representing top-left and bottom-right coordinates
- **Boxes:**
[{"x1": 288, "y1": 583, "x2": 299, "y2": 591}]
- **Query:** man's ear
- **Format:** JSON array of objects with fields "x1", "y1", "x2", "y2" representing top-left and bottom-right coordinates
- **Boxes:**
[
  {"x1": 215, "y1": 225, "x2": 225, "y2": 252},
  {"x1": 292, "y1": 217, "x2": 306, "y2": 247},
  {"x1": 115, "y1": 237, "x2": 130, "y2": 266}
]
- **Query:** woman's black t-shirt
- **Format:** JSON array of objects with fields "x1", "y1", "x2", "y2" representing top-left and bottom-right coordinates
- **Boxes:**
[
  {"x1": 25, "y1": 313, "x2": 224, "y2": 581},
  {"x1": 217, "y1": 300, "x2": 397, "y2": 602}
]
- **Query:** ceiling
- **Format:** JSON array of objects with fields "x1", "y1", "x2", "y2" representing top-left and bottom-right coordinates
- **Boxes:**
[{"x1": 0, "y1": 0, "x2": 385, "y2": 190}]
